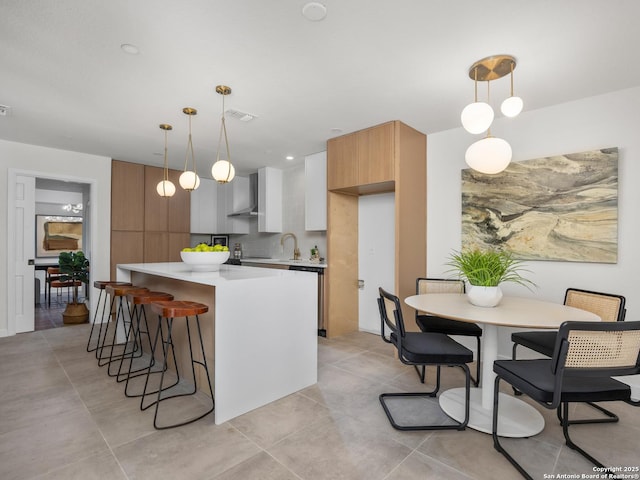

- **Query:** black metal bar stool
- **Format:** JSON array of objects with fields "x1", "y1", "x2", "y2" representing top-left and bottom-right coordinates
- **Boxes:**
[
  {"x1": 143, "y1": 300, "x2": 214, "y2": 429},
  {"x1": 96, "y1": 284, "x2": 148, "y2": 374},
  {"x1": 120, "y1": 290, "x2": 174, "y2": 395},
  {"x1": 87, "y1": 281, "x2": 132, "y2": 353}
]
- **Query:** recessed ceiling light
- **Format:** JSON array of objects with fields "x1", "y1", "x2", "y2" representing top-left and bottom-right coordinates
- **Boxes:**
[
  {"x1": 120, "y1": 43, "x2": 140, "y2": 55},
  {"x1": 286, "y1": 156, "x2": 294, "y2": 161},
  {"x1": 302, "y1": 2, "x2": 327, "y2": 21}
]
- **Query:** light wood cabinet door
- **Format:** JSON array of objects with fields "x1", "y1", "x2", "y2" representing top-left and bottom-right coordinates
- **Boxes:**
[
  {"x1": 110, "y1": 231, "x2": 143, "y2": 279},
  {"x1": 168, "y1": 168, "x2": 191, "y2": 233},
  {"x1": 357, "y1": 122, "x2": 394, "y2": 185},
  {"x1": 169, "y1": 233, "x2": 190, "y2": 261},
  {"x1": 144, "y1": 166, "x2": 168, "y2": 232},
  {"x1": 111, "y1": 160, "x2": 144, "y2": 231},
  {"x1": 143, "y1": 232, "x2": 169, "y2": 263},
  {"x1": 327, "y1": 132, "x2": 358, "y2": 190}
]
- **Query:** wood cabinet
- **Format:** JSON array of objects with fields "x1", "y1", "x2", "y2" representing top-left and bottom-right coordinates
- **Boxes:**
[
  {"x1": 258, "y1": 167, "x2": 282, "y2": 233},
  {"x1": 305, "y1": 151, "x2": 327, "y2": 231},
  {"x1": 327, "y1": 122, "x2": 395, "y2": 194},
  {"x1": 110, "y1": 160, "x2": 190, "y2": 278},
  {"x1": 325, "y1": 120, "x2": 426, "y2": 337}
]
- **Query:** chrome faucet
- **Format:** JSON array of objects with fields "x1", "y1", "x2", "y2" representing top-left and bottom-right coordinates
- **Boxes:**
[{"x1": 280, "y1": 232, "x2": 301, "y2": 260}]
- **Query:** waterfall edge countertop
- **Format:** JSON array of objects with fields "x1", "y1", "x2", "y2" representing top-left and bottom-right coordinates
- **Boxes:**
[{"x1": 116, "y1": 262, "x2": 318, "y2": 424}]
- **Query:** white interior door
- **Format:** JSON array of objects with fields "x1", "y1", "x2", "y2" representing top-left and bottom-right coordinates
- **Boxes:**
[
  {"x1": 358, "y1": 192, "x2": 395, "y2": 334},
  {"x1": 13, "y1": 175, "x2": 36, "y2": 333}
]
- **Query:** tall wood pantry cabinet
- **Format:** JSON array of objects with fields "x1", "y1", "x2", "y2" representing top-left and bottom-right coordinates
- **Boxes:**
[
  {"x1": 326, "y1": 120, "x2": 426, "y2": 337},
  {"x1": 110, "y1": 160, "x2": 190, "y2": 278}
]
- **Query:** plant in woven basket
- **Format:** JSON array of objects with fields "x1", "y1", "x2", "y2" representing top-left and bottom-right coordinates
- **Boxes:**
[{"x1": 58, "y1": 251, "x2": 90, "y2": 304}]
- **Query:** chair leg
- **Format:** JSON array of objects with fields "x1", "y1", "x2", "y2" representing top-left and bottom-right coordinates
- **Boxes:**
[
  {"x1": 413, "y1": 365, "x2": 426, "y2": 383},
  {"x1": 556, "y1": 401, "x2": 619, "y2": 425},
  {"x1": 380, "y1": 364, "x2": 468, "y2": 431},
  {"x1": 492, "y1": 376, "x2": 533, "y2": 480},
  {"x1": 474, "y1": 336, "x2": 481, "y2": 387},
  {"x1": 560, "y1": 402, "x2": 619, "y2": 475},
  {"x1": 512, "y1": 343, "x2": 522, "y2": 396}
]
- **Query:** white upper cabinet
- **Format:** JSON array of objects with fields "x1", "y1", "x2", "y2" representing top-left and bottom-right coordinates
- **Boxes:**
[
  {"x1": 305, "y1": 151, "x2": 327, "y2": 231},
  {"x1": 190, "y1": 178, "x2": 218, "y2": 233},
  {"x1": 258, "y1": 167, "x2": 283, "y2": 233}
]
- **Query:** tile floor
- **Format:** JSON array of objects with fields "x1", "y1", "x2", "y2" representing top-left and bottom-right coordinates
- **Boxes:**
[{"x1": 0, "y1": 325, "x2": 638, "y2": 480}]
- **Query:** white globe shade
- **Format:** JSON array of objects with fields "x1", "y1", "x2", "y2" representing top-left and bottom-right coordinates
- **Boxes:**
[
  {"x1": 211, "y1": 160, "x2": 236, "y2": 183},
  {"x1": 500, "y1": 96, "x2": 524, "y2": 118},
  {"x1": 461, "y1": 101, "x2": 494, "y2": 134},
  {"x1": 465, "y1": 136, "x2": 512, "y2": 174},
  {"x1": 179, "y1": 170, "x2": 200, "y2": 191},
  {"x1": 156, "y1": 180, "x2": 176, "y2": 197}
]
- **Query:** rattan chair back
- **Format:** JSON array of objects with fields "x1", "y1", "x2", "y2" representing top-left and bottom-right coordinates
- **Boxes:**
[
  {"x1": 417, "y1": 278, "x2": 465, "y2": 295},
  {"x1": 564, "y1": 288, "x2": 626, "y2": 322}
]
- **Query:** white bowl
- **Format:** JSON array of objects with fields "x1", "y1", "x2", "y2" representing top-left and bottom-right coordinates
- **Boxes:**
[{"x1": 180, "y1": 250, "x2": 230, "y2": 271}]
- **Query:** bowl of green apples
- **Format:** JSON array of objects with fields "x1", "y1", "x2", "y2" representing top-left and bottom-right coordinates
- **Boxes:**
[{"x1": 180, "y1": 243, "x2": 230, "y2": 271}]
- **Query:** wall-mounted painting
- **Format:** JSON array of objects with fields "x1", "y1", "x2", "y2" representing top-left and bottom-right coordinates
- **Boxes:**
[
  {"x1": 461, "y1": 147, "x2": 618, "y2": 263},
  {"x1": 36, "y1": 215, "x2": 83, "y2": 258}
]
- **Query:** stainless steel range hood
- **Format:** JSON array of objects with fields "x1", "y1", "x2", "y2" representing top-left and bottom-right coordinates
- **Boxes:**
[{"x1": 228, "y1": 172, "x2": 258, "y2": 217}]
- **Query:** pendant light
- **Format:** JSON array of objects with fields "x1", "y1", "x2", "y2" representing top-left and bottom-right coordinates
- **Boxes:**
[
  {"x1": 211, "y1": 85, "x2": 236, "y2": 184},
  {"x1": 465, "y1": 131, "x2": 512, "y2": 174},
  {"x1": 156, "y1": 124, "x2": 176, "y2": 197},
  {"x1": 179, "y1": 107, "x2": 200, "y2": 191},
  {"x1": 500, "y1": 61, "x2": 524, "y2": 117},
  {"x1": 460, "y1": 67, "x2": 494, "y2": 135},
  {"x1": 461, "y1": 55, "x2": 521, "y2": 174}
]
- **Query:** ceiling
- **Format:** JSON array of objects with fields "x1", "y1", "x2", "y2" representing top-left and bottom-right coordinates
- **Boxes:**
[{"x1": 2, "y1": 0, "x2": 640, "y2": 177}]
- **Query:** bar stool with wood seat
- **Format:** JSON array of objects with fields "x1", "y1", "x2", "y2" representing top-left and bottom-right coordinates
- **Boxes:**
[
  {"x1": 96, "y1": 284, "x2": 148, "y2": 374},
  {"x1": 86, "y1": 280, "x2": 132, "y2": 353},
  {"x1": 119, "y1": 290, "x2": 175, "y2": 395},
  {"x1": 143, "y1": 300, "x2": 214, "y2": 429}
]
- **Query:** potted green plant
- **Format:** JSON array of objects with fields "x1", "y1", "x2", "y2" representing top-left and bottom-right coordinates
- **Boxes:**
[
  {"x1": 58, "y1": 251, "x2": 90, "y2": 323},
  {"x1": 446, "y1": 248, "x2": 535, "y2": 307}
]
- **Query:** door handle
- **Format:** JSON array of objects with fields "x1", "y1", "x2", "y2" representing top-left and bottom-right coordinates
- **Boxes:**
[{"x1": 28, "y1": 259, "x2": 35, "y2": 265}]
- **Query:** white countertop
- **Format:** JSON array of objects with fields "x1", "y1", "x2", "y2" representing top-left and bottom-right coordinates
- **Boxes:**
[
  {"x1": 240, "y1": 257, "x2": 327, "y2": 268},
  {"x1": 116, "y1": 262, "x2": 314, "y2": 287}
]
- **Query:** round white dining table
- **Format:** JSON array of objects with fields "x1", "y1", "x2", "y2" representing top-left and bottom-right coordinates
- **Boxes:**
[{"x1": 404, "y1": 293, "x2": 601, "y2": 437}]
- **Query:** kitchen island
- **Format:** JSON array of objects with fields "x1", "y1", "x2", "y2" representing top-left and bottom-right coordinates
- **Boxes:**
[{"x1": 116, "y1": 262, "x2": 318, "y2": 424}]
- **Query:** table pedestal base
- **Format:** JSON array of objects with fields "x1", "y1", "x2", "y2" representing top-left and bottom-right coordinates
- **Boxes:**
[{"x1": 439, "y1": 387, "x2": 544, "y2": 438}]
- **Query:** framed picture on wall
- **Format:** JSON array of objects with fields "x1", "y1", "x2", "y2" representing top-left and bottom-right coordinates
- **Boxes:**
[
  {"x1": 35, "y1": 215, "x2": 83, "y2": 258},
  {"x1": 211, "y1": 235, "x2": 229, "y2": 247}
]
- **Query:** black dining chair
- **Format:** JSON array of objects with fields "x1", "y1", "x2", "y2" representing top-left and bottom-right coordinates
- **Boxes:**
[
  {"x1": 511, "y1": 288, "x2": 626, "y2": 425},
  {"x1": 493, "y1": 320, "x2": 640, "y2": 479},
  {"x1": 377, "y1": 287, "x2": 472, "y2": 431},
  {"x1": 415, "y1": 278, "x2": 482, "y2": 386}
]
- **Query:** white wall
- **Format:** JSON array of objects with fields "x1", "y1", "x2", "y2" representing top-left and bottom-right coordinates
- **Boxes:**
[
  {"x1": 427, "y1": 86, "x2": 640, "y2": 358},
  {"x1": 1, "y1": 139, "x2": 112, "y2": 336}
]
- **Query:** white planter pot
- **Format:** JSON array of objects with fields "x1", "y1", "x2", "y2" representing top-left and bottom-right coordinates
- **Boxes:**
[{"x1": 467, "y1": 285, "x2": 503, "y2": 307}]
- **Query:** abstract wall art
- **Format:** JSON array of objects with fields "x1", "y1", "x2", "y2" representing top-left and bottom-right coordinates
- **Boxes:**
[
  {"x1": 461, "y1": 147, "x2": 618, "y2": 263},
  {"x1": 36, "y1": 215, "x2": 83, "y2": 258}
]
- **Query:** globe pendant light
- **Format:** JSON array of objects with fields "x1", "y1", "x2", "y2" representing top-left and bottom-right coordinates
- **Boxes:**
[
  {"x1": 461, "y1": 67, "x2": 494, "y2": 134},
  {"x1": 211, "y1": 85, "x2": 236, "y2": 184},
  {"x1": 179, "y1": 107, "x2": 200, "y2": 191},
  {"x1": 500, "y1": 61, "x2": 524, "y2": 117},
  {"x1": 156, "y1": 124, "x2": 176, "y2": 197},
  {"x1": 465, "y1": 134, "x2": 512, "y2": 174},
  {"x1": 462, "y1": 55, "x2": 522, "y2": 174}
]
